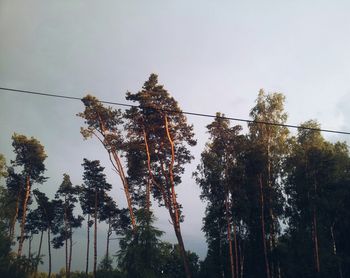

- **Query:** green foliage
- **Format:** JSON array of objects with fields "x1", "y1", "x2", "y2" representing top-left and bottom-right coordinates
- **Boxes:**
[
  {"x1": 125, "y1": 73, "x2": 197, "y2": 205},
  {"x1": 33, "y1": 189, "x2": 62, "y2": 232},
  {"x1": 0, "y1": 154, "x2": 7, "y2": 179},
  {"x1": 78, "y1": 95, "x2": 124, "y2": 149},
  {"x1": 0, "y1": 222, "x2": 12, "y2": 275},
  {"x1": 117, "y1": 209, "x2": 164, "y2": 278},
  {"x1": 125, "y1": 75, "x2": 197, "y2": 278},
  {"x1": 11, "y1": 133, "x2": 47, "y2": 182},
  {"x1": 3, "y1": 81, "x2": 350, "y2": 278},
  {"x1": 53, "y1": 174, "x2": 83, "y2": 249},
  {"x1": 158, "y1": 242, "x2": 200, "y2": 278},
  {"x1": 195, "y1": 113, "x2": 246, "y2": 277},
  {"x1": 117, "y1": 208, "x2": 200, "y2": 278},
  {"x1": 0, "y1": 185, "x2": 15, "y2": 232},
  {"x1": 80, "y1": 159, "x2": 112, "y2": 217},
  {"x1": 0, "y1": 238, "x2": 39, "y2": 278},
  {"x1": 98, "y1": 255, "x2": 113, "y2": 272},
  {"x1": 96, "y1": 255, "x2": 126, "y2": 278},
  {"x1": 283, "y1": 121, "x2": 350, "y2": 277}
]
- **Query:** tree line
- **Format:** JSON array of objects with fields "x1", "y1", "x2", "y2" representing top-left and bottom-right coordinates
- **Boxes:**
[{"x1": 0, "y1": 74, "x2": 349, "y2": 278}]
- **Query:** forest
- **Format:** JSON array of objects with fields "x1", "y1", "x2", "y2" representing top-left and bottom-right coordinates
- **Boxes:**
[{"x1": 0, "y1": 73, "x2": 349, "y2": 278}]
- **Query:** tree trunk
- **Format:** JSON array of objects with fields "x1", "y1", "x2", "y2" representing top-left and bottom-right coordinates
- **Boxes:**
[
  {"x1": 65, "y1": 236, "x2": 68, "y2": 276},
  {"x1": 259, "y1": 175, "x2": 270, "y2": 278},
  {"x1": 18, "y1": 175, "x2": 30, "y2": 256},
  {"x1": 219, "y1": 233, "x2": 224, "y2": 278},
  {"x1": 106, "y1": 221, "x2": 111, "y2": 258},
  {"x1": 233, "y1": 221, "x2": 239, "y2": 278},
  {"x1": 64, "y1": 198, "x2": 69, "y2": 276},
  {"x1": 267, "y1": 143, "x2": 276, "y2": 278},
  {"x1": 225, "y1": 192, "x2": 235, "y2": 278},
  {"x1": 312, "y1": 177, "x2": 320, "y2": 275},
  {"x1": 93, "y1": 190, "x2": 98, "y2": 278},
  {"x1": 277, "y1": 262, "x2": 281, "y2": 278},
  {"x1": 68, "y1": 226, "x2": 73, "y2": 278},
  {"x1": 10, "y1": 188, "x2": 21, "y2": 240},
  {"x1": 28, "y1": 234, "x2": 33, "y2": 258},
  {"x1": 238, "y1": 233, "x2": 245, "y2": 278},
  {"x1": 312, "y1": 206, "x2": 320, "y2": 274},
  {"x1": 165, "y1": 115, "x2": 192, "y2": 278},
  {"x1": 48, "y1": 227, "x2": 52, "y2": 278},
  {"x1": 330, "y1": 225, "x2": 343, "y2": 278},
  {"x1": 143, "y1": 129, "x2": 153, "y2": 214},
  {"x1": 97, "y1": 114, "x2": 136, "y2": 231},
  {"x1": 111, "y1": 151, "x2": 136, "y2": 231},
  {"x1": 173, "y1": 221, "x2": 192, "y2": 278},
  {"x1": 240, "y1": 243, "x2": 244, "y2": 278},
  {"x1": 34, "y1": 230, "x2": 44, "y2": 278},
  {"x1": 157, "y1": 159, "x2": 172, "y2": 210},
  {"x1": 269, "y1": 210, "x2": 277, "y2": 278},
  {"x1": 86, "y1": 214, "x2": 90, "y2": 276}
]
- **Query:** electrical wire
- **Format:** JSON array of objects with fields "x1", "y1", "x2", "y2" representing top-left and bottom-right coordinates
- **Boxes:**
[{"x1": 1, "y1": 86, "x2": 349, "y2": 135}]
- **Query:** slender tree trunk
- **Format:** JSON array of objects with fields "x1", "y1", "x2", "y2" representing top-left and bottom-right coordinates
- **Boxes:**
[
  {"x1": 28, "y1": 234, "x2": 33, "y2": 258},
  {"x1": 168, "y1": 206, "x2": 191, "y2": 278},
  {"x1": 269, "y1": 210, "x2": 277, "y2": 278},
  {"x1": 86, "y1": 214, "x2": 90, "y2": 276},
  {"x1": 259, "y1": 175, "x2": 271, "y2": 278},
  {"x1": 312, "y1": 178, "x2": 320, "y2": 275},
  {"x1": 219, "y1": 233, "x2": 224, "y2": 278},
  {"x1": 164, "y1": 115, "x2": 192, "y2": 278},
  {"x1": 330, "y1": 225, "x2": 343, "y2": 278},
  {"x1": 10, "y1": 188, "x2": 22, "y2": 240},
  {"x1": 93, "y1": 190, "x2": 98, "y2": 278},
  {"x1": 233, "y1": 221, "x2": 239, "y2": 278},
  {"x1": 97, "y1": 115, "x2": 136, "y2": 231},
  {"x1": 106, "y1": 221, "x2": 111, "y2": 258},
  {"x1": 111, "y1": 151, "x2": 136, "y2": 231},
  {"x1": 68, "y1": 226, "x2": 73, "y2": 278},
  {"x1": 267, "y1": 144, "x2": 276, "y2": 278},
  {"x1": 64, "y1": 198, "x2": 69, "y2": 276},
  {"x1": 48, "y1": 227, "x2": 52, "y2": 278},
  {"x1": 277, "y1": 262, "x2": 281, "y2": 278},
  {"x1": 312, "y1": 206, "x2": 320, "y2": 274},
  {"x1": 241, "y1": 256, "x2": 244, "y2": 278},
  {"x1": 238, "y1": 236, "x2": 244, "y2": 278},
  {"x1": 18, "y1": 175, "x2": 30, "y2": 256},
  {"x1": 144, "y1": 129, "x2": 153, "y2": 213},
  {"x1": 225, "y1": 192, "x2": 235, "y2": 278},
  {"x1": 34, "y1": 230, "x2": 44, "y2": 278},
  {"x1": 65, "y1": 236, "x2": 68, "y2": 275},
  {"x1": 158, "y1": 158, "x2": 172, "y2": 210}
]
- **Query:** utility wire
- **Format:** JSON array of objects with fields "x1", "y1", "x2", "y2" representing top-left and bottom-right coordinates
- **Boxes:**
[{"x1": 1, "y1": 86, "x2": 349, "y2": 135}]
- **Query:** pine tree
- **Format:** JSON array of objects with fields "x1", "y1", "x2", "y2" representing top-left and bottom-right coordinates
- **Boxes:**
[
  {"x1": 32, "y1": 189, "x2": 62, "y2": 278},
  {"x1": 117, "y1": 209, "x2": 164, "y2": 278},
  {"x1": 78, "y1": 96, "x2": 137, "y2": 231},
  {"x1": 81, "y1": 159, "x2": 112, "y2": 278},
  {"x1": 11, "y1": 134, "x2": 47, "y2": 257},
  {"x1": 25, "y1": 204, "x2": 45, "y2": 277},
  {"x1": 98, "y1": 196, "x2": 120, "y2": 260},
  {"x1": 125, "y1": 74, "x2": 196, "y2": 278},
  {"x1": 5, "y1": 167, "x2": 24, "y2": 240},
  {"x1": 53, "y1": 174, "x2": 83, "y2": 278}
]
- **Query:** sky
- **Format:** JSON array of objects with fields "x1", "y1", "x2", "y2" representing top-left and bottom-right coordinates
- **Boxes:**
[{"x1": 1, "y1": 0, "x2": 350, "y2": 273}]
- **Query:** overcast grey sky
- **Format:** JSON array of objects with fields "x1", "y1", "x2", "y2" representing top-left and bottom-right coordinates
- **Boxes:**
[{"x1": 1, "y1": 0, "x2": 350, "y2": 273}]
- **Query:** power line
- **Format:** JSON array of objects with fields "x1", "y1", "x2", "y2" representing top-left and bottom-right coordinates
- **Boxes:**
[{"x1": 1, "y1": 86, "x2": 350, "y2": 135}]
